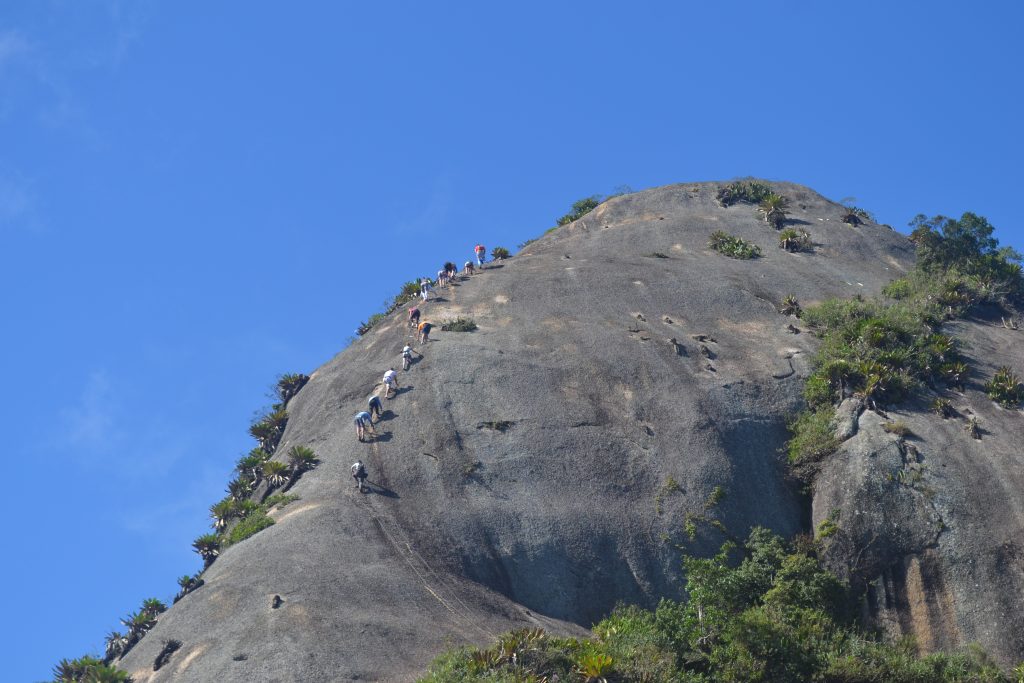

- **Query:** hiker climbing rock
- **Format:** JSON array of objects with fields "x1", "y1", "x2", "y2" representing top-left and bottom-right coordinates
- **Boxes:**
[
  {"x1": 437, "y1": 267, "x2": 448, "y2": 288},
  {"x1": 444, "y1": 261, "x2": 458, "y2": 281},
  {"x1": 368, "y1": 394, "x2": 383, "y2": 421},
  {"x1": 464, "y1": 261, "x2": 474, "y2": 276},
  {"x1": 475, "y1": 244, "x2": 486, "y2": 267},
  {"x1": 402, "y1": 344, "x2": 420, "y2": 371},
  {"x1": 417, "y1": 320, "x2": 433, "y2": 344},
  {"x1": 383, "y1": 368, "x2": 399, "y2": 398},
  {"x1": 419, "y1": 278, "x2": 431, "y2": 302},
  {"x1": 409, "y1": 306, "x2": 421, "y2": 328},
  {"x1": 351, "y1": 460, "x2": 368, "y2": 493},
  {"x1": 354, "y1": 411, "x2": 375, "y2": 442}
]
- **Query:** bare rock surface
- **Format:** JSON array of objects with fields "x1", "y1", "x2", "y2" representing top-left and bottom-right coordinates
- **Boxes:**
[{"x1": 116, "y1": 181, "x2": 1023, "y2": 680}]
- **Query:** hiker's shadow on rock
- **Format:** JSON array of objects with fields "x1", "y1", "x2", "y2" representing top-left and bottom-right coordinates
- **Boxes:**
[
  {"x1": 394, "y1": 385, "x2": 413, "y2": 397},
  {"x1": 366, "y1": 482, "x2": 400, "y2": 499},
  {"x1": 380, "y1": 410, "x2": 398, "y2": 422},
  {"x1": 373, "y1": 432, "x2": 394, "y2": 443},
  {"x1": 484, "y1": 264, "x2": 505, "y2": 270}
]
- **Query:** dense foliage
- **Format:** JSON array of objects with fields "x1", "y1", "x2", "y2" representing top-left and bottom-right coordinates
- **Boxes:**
[
  {"x1": 420, "y1": 528, "x2": 1010, "y2": 682},
  {"x1": 716, "y1": 180, "x2": 774, "y2": 207},
  {"x1": 709, "y1": 231, "x2": 761, "y2": 260},
  {"x1": 556, "y1": 196, "x2": 602, "y2": 226},
  {"x1": 788, "y1": 212, "x2": 1023, "y2": 466}
]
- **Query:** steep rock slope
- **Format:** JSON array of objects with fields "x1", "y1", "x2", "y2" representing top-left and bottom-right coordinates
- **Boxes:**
[{"x1": 118, "y1": 181, "x2": 1021, "y2": 681}]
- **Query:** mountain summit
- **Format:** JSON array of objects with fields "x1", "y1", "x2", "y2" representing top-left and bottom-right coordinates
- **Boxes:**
[{"x1": 113, "y1": 181, "x2": 1023, "y2": 681}]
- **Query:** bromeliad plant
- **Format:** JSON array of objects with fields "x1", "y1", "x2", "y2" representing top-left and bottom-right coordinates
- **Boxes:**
[
  {"x1": 759, "y1": 192, "x2": 790, "y2": 230},
  {"x1": 286, "y1": 445, "x2": 318, "y2": 475},
  {"x1": 263, "y1": 460, "x2": 290, "y2": 488},
  {"x1": 192, "y1": 533, "x2": 221, "y2": 567},
  {"x1": 986, "y1": 366, "x2": 1024, "y2": 408},
  {"x1": 249, "y1": 407, "x2": 288, "y2": 454},
  {"x1": 779, "y1": 228, "x2": 811, "y2": 252},
  {"x1": 780, "y1": 294, "x2": 802, "y2": 317},
  {"x1": 708, "y1": 231, "x2": 761, "y2": 260},
  {"x1": 716, "y1": 180, "x2": 773, "y2": 207}
]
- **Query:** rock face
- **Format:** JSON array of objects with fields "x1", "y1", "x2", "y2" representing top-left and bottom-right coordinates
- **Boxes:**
[
  {"x1": 116, "y1": 181, "x2": 1023, "y2": 681},
  {"x1": 813, "y1": 315, "x2": 1024, "y2": 664}
]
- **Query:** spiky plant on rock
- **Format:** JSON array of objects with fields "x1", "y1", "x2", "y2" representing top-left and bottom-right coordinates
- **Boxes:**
[
  {"x1": 759, "y1": 192, "x2": 790, "y2": 229},
  {"x1": 192, "y1": 533, "x2": 221, "y2": 567},
  {"x1": 210, "y1": 498, "x2": 240, "y2": 531},
  {"x1": 104, "y1": 631, "x2": 128, "y2": 662},
  {"x1": 263, "y1": 460, "x2": 290, "y2": 488},
  {"x1": 286, "y1": 445, "x2": 318, "y2": 476},
  {"x1": 276, "y1": 373, "x2": 309, "y2": 405}
]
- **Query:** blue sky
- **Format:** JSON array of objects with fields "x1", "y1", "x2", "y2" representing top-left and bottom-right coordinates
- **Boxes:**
[{"x1": 3, "y1": 2, "x2": 1022, "y2": 679}]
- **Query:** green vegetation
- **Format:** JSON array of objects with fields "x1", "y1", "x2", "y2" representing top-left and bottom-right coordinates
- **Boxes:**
[
  {"x1": 264, "y1": 493, "x2": 300, "y2": 509},
  {"x1": 966, "y1": 417, "x2": 982, "y2": 440},
  {"x1": 817, "y1": 509, "x2": 841, "y2": 540},
  {"x1": 716, "y1": 180, "x2": 773, "y2": 207},
  {"x1": 420, "y1": 528, "x2": 1010, "y2": 683},
  {"x1": 779, "y1": 294, "x2": 802, "y2": 317},
  {"x1": 842, "y1": 207, "x2": 873, "y2": 225},
  {"x1": 192, "y1": 533, "x2": 221, "y2": 567},
  {"x1": 226, "y1": 509, "x2": 275, "y2": 545},
  {"x1": 249, "y1": 406, "x2": 288, "y2": 454},
  {"x1": 174, "y1": 574, "x2": 202, "y2": 602},
  {"x1": 286, "y1": 444, "x2": 319, "y2": 474},
  {"x1": 787, "y1": 406, "x2": 839, "y2": 465},
  {"x1": 788, "y1": 210, "x2": 1022, "y2": 470},
  {"x1": 492, "y1": 246, "x2": 510, "y2": 260},
  {"x1": 52, "y1": 656, "x2": 131, "y2": 682},
  {"x1": 932, "y1": 398, "x2": 955, "y2": 418},
  {"x1": 441, "y1": 317, "x2": 478, "y2": 332},
  {"x1": 882, "y1": 420, "x2": 912, "y2": 438},
  {"x1": 556, "y1": 196, "x2": 601, "y2": 226},
  {"x1": 263, "y1": 460, "x2": 290, "y2": 488},
  {"x1": 708, "y1": 231, "x2": 761, "y2": 260},
  {"x1": 758, "y1": 192, "x2": 789, "y2": 230},
  {"x1": 778, "y1": 227, "x2": 811, "y2": 252},
  {"x1": 276, "y1": 373, "x2": 309, "y2": 404},
  {"x1": 986, "y1": 366, "x2": 1023, "y2": 408}
]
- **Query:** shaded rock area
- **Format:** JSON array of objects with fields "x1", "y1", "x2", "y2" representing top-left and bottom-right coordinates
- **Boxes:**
[{"x1": 116, "y1": 181, "x2": 1023, "y2": 681}]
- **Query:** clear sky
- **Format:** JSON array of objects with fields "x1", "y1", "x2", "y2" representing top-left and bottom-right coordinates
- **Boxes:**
[{"x1": 3, "y1": 2, "x2": 1022, "y2": 679}]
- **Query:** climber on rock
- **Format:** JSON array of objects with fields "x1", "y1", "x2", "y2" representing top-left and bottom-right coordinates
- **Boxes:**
[
  {"x1": 409, "y1": 306, "x2": 421, "y2": 328},
  {"x1": 354, "y1": 411, "x2": 374, "y2": 442},
  {"x1": 445, "y1": 262, "x2": 458, "y2": 281},
  {"x1": 402, "y1": 344, "x2": 420, "y2": 371},
  {"x1": 475, "y1": 244, "x2": 486, "y2": 267},
  {"x1": 464, "y1": 261, "x2": 474, "y2": 277},
  {"x1": 368, "y1": 394, "x2": 383, "y2": 421},
  {"x1": 383, "y1": 367, "x2": 399, "y2": 398},
  {"x1": 420, "y1": 278, "x2": 431, "y2": 302},
  {"x1": 417, "y1": 320, "x2": 433, "y2": 344},
  {"x1": 351, "y1": 460, "x2": 368, "y2": 492}
]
